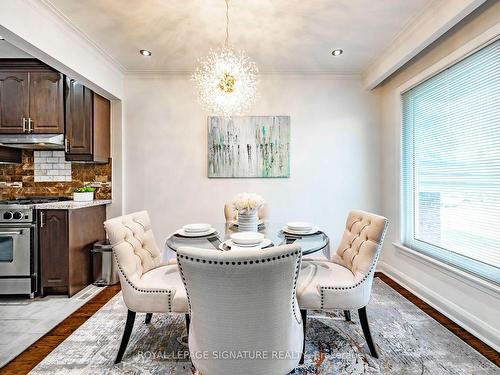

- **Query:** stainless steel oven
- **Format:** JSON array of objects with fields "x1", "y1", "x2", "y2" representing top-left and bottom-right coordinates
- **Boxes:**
[
  {"x1": 0, "y1": 223, "x2": 36, "y2": 296},
  {"x1": 0, "y1": 197, "x2": 70, "y2": 297}
]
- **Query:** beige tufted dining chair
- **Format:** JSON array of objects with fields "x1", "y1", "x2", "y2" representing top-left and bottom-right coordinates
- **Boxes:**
[
  {"x1": 297, "y1": 210, "x2": 388, "y2": 360},
  {"x1": 177, "y1": 244, "x2": 303, "y2": 375},
  {"x1": 104, "y1": 211, "x2": 189, "y2": 364},
  {"x1": 224, "y1": 203, "x2": 267, "y2": 222}
]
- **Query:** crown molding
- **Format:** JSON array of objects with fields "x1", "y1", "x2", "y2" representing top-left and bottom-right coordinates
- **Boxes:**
[
  {"x1": 124, "y1": 69, "x2": 362, "y2": 79},
  {"x1": 362, "y1": 0, "x2": 486, "y2": 90},
  {"x1": 40, "y1": 0, "x2": 127, "y2": 73}
]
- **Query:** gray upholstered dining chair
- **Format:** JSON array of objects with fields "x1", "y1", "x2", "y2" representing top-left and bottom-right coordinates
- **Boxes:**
[
  {"x1": 224, "y1": 203, "x2": 267, "y2": 222},
  {"x1": 297, "y1": 210, "x2": 388, "y2": 360},
  {"x1": 104, "y1": 211, "x2": 189, "y2": 364},
  {"x1": 177, "y1": 244, "x2": 303, "y2": 375}
]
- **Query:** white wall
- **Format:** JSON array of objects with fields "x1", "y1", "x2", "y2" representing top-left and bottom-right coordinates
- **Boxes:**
[
  {"x1": 123, "y1": 74, "x2": 380, "y2": 245},
  {"x1": 375, "y1": 1, "x2": 500, "y2": 350}
]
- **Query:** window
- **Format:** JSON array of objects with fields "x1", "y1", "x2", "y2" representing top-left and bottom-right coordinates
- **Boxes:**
[{"x1": 402, "y1": 39, "x2": 500, "y2": 284}]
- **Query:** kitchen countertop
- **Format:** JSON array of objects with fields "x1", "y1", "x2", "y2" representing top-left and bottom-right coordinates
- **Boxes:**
[{"x1": 34, "y1": 199, "x2": 112, "y2": 210}]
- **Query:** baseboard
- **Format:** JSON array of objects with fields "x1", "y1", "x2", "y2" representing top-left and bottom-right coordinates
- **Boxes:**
[{"x1": 377, "y1": 261, "x2": 500, "y2": 352}]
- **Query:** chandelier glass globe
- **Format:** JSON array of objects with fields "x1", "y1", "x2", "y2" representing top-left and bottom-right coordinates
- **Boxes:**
[
  {"x1": 192, "y1": 47, "x2": 258, "y2": 116},
  {"x1": 192, "y1": 0, "x2": 258, "y2": 116}
]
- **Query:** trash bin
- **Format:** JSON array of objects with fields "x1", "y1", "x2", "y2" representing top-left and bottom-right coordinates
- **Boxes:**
[{"x1": 91, "y1": 240, "x2": 119, "y2": 286}]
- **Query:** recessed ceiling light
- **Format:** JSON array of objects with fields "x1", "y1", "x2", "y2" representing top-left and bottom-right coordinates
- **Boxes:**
[
  {"x1": 0, "y1": 36, "x2": 4, "y2": 40},
  {"x1": 332, "y1": 49, "x2": 343, "y2": 56},
  {"x1": 139, "y1": 49, "x2": 152, "y2": 56}
]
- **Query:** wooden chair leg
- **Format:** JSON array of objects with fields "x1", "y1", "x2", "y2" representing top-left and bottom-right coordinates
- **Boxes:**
[
  {"x1": 115, "y1": 309, "x2": 136, "y2": 364},
  {"x1": 145, "y1": 313, "x2": 152, "y2": 324},
  {"x1": 344, "y1": 310, "x2": 351, "y2": 321},
  {"x1": 358, "y1": 306, "x2": 378, "y2": 358},
  {"x1": 185, "y1": 314, "x2": 191, "y2": 336},
  {"x1": 299, "y1": 309, "x2": 307, "y2": 365}
]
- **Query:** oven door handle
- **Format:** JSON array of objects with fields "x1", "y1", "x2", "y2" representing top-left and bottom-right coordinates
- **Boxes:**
[{"x1": 0, "y1": 231, "x2": 23, "y2": 236}]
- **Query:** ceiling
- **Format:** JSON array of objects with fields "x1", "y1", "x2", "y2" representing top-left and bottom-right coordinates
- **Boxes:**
[{"x1": 46, "y1": 0, "x2": 434, "y2": 74}]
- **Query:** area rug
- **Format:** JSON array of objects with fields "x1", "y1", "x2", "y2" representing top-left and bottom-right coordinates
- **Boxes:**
[{"x1": 29, "y1": 278, "x2": 497, "y2": 374}]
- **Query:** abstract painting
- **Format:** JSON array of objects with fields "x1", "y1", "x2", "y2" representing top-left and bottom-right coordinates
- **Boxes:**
[{"x1": 208, "y1": 116, "x2": 290, "y2": 178}]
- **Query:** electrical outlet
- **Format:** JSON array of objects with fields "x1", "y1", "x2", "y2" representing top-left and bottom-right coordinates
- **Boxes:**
[{"x1": 7, "y1": 182, "x2": 22, "y2": 188}]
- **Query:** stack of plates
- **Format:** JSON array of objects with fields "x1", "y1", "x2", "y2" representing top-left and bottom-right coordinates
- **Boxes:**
[
  {"x1": 219, "y1": 232, "x2": 272, "y2": 250},
  {"x1": 176, "y1": 223, "x2": 216, "y2": 237},
  {"x1": 230, "y1": 219, "x2": 265, "y2": 228},
  {"x1": 282, "y1": 222, "x2": 319, "y2": 235}
]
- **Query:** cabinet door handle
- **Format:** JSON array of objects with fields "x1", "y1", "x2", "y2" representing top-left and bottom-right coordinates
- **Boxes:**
[
  {"x1": 40, "y1": 212, "x2": 45, "y2": 228},
  {"x1": 65, "y1": 138, "x2": 70, "y2": 153},
  {"x1": 28, "y1": 118, "x2": 33, "y2": 133},
  {"x1": 22, "y1": 117, "x2": 27, "y2": 132}
]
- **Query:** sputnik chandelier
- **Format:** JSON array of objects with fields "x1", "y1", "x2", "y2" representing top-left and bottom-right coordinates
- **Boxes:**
[{"x1": 192, "y1": 0, "x2": 258, "y2": 116}]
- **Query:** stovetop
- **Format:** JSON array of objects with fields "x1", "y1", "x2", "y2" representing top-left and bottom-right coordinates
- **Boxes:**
[
  {"x1": 0, "y1": 197, "x2": 72, "y2": 223},
  {"x1": 0, "y1": 196, "x2": 72, "y2": 205}
]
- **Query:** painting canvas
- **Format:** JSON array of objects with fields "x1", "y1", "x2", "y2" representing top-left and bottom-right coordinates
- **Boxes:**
[{"x1": 208, "y1": 116, "x2": 290, "y2": 178}]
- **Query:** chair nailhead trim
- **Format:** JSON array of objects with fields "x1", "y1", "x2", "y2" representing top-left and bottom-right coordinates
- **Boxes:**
[
  {"x1": 292, "y1": 252, "x2": 302, "y2": 324},
  {"x1": 319, "y1": 221, "x2": 388, "y2": 309},
  {"x1": 112, "y1": 252, "x2": 173, "y2": 311}
]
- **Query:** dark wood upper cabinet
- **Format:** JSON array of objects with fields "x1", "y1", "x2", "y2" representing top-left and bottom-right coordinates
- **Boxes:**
[
  {"x1": 0, "y1": 60, "x2": 64, "y2": 134},
  {"x1": 93, "y1": 93, "x2": 111, "y2": 163},
  {"x1": 0, "y1": 145, "x2": 22, "y2": 163},
  {"x1": 65, "y1": 77, "x2": 110, "y2": 163},
  {"x1": 65, "y1": 78, "x2": 93, "y2": 155},
  {"x1": 29, "y1": 71, "x2": 64, "y2": 133},
  {"x1": 0, "y1": 71, "x2": 29, "y2": 133}
]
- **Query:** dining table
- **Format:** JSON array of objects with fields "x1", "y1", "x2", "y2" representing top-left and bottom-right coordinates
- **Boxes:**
[{"x1": 165, "y1": 222, "x2": 330, "y2": 259}]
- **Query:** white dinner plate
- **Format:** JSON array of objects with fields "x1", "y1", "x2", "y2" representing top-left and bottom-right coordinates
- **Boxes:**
[
  {"x1": 286, "y1": 221, "x2": 313, "y2": 231},
  {"x1": 219, "y1": 238, "x2": 272, "y2": 251},
  {"x1": 175, "y1": 227, "x2": 217, "y2": 238},
  {"x1": 230, "y1": 231, "x2": 265, "y2": 246},
  {"x1": 183, "y1": 223, "x2": 212, "y2": 233},
  {"x1": 282, "y1": 226, "x2": 320, "y2": 236}
]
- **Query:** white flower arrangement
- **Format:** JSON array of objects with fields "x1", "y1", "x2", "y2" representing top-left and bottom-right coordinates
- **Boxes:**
[{"x1": 231, "y1": 193, "x2": 265, "y2": 213}]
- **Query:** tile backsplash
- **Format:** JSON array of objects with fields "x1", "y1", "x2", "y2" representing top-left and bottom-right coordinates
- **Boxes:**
[
  {"x1": 34, "y1": 151, "x2": 72, "y2": 182},
  {"x1": 0, "y1": 150, "x2": 111, "y2": 200}
]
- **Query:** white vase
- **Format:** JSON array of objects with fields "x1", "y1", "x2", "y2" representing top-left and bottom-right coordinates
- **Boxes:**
[{"x1": 238, "y1": 209, "x2": 259, "y2": 232}]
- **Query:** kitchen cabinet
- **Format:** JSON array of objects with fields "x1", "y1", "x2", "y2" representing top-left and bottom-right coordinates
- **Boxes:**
[
  {"x1": 0, "y1": 71, "x2": 28, "y2": 133},
  {"x1": 65, "y1": 78, "x2": 110, "y2": 163},
  {"x1": 28, "y1": 71, "x2": 64, "y2": 133},
  {"x1": 39, "y1": 205, "x2": 106, "y2": 297},
  {"x1": 39, "y1": 210, "x2": 68, "y2": 293},
  {"x1": 0, "y1": 146, "x2": 21, "y2": 163},
  {"x1": 0, "y1": 60, "x2": 64, "y2": 134}
]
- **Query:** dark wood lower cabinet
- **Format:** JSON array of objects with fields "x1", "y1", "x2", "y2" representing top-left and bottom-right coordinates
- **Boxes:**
[
  {"x1": 39, "y1": 210, "x2": 68, "y2": 294},
  {"x1": 39, "y1": 205, "x2": 106, "y2": 297}
]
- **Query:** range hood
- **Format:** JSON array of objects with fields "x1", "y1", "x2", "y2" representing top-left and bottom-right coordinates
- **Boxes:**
[{"x1": 0, "y1": 134, "x2": 64, "y2": 150}]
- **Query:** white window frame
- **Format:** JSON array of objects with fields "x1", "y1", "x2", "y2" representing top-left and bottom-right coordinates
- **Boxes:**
[{"x1": 394, "y1": 24, "x2": 500, "y2": 289}]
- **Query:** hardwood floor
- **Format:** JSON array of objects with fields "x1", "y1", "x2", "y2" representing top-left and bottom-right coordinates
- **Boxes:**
[
  {"x1": 375, "y1": 272, "x2": 500, "y2": 366},
  {"x1": 1, "y1": 275, "x2": 498, "y2": 373},
  {"x1": 1, "y1": 285, "x2": 120, "y2": 375}
]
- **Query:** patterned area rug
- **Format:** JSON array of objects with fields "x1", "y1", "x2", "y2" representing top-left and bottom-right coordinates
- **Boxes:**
[{"x1": 29, "y1": 278, "x2": 497, "y2": 374}]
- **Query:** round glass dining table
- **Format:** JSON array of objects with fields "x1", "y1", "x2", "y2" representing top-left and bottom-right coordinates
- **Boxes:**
[{"x1": 165, "y1": 222, "x2": 330, "y2": 256}]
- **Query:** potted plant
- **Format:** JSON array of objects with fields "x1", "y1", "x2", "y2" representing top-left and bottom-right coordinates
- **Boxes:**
[{"x1": 73, "y1": 187, "x2": 96, "y2": 202}]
